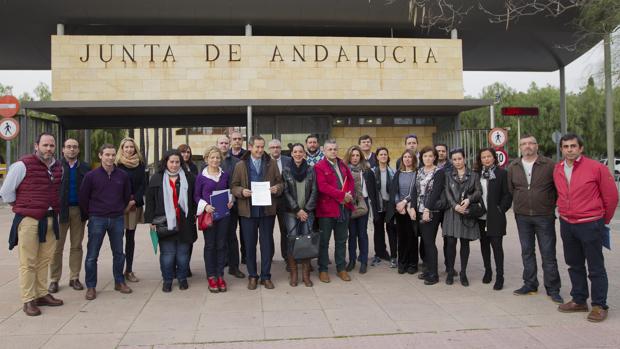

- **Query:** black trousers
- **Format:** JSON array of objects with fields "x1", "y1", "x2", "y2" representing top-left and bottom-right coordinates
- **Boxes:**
[
  {"x1": 227, "y1": 208, "x2": 241, "y2": 271},
  {"x1": 479, "y1": 220, "x2": 504, "y2": 276},
  {"x1": 445, "y1": 236, "x2": 470, "y2": 273},
  {"x1": 419, "y1": 216, "x2": 441, "y2": 276},
  {"x1": 373, "y1": 210, "x2": 397, "y2": 259},
  {"x1": 395, "y1": 213, "x2": 417, "y2": 267}
]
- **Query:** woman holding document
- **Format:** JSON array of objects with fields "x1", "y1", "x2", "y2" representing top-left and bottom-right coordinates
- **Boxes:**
[
  {"x1": 145, "y1": 150, "x2": 197, "y2": 293},
  {"x1": 282, "y1": 143, "x2": 318, "y2": 287},
  {"x1": 195, "y1": 146, "x2": 234, "y2": 293}
]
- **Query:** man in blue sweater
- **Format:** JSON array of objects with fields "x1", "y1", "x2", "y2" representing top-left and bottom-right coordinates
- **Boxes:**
[{"x1": 79, "y1": 144, "x2": 132, "y2": 300}]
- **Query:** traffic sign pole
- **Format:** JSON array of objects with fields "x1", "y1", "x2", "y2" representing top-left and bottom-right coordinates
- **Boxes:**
[
  {"x1": 5, "y1": 140, "x2": 10, "y2": 166},
  {"x1": 517, "y1": 117, "x2": 521, "y2": 158}
]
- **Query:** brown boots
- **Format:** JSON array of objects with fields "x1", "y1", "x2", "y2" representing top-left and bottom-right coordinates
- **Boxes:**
[
  {"x1": 301, "y1": 259, "x2": 313, "y2": 287},
  {"x1": 288, "y1": 256, "x2": 298, "y2": 287},
  {"x1": 288, "y1": 256, "x2": 313, "y2": 287}
]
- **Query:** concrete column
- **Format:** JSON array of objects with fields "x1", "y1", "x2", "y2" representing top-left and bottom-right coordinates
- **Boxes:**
[
  {"x1": 84, "y1": 130, "x2": 91, "y2": 163},
  {"x1": 245, "y1": 24, "x2": 252, "y2": 36},
  {"x1": 559, "y1": 66, "x2": 567, "y2": 135},
  {"x1": 604, "y1": 33, "x2": 615, "y2": 175},
  {"x1": 451, "y1": 28, "x2": 458, "y2": 39},
  {"x1": 56, "y1": 24, "x2": 64, "y2": 36},
  {"x1": 247, "y1": 106, "x2": 253, "y2": 139}
]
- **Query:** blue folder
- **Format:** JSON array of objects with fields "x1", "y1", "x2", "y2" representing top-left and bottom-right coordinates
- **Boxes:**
[{"x1": 210, "y1": 190, "x2": 231, "y2": 221}]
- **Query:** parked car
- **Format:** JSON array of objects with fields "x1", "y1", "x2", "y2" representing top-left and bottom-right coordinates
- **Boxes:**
[{"x1": 600, "y1": 158, "x2": 620, "y2": 180}]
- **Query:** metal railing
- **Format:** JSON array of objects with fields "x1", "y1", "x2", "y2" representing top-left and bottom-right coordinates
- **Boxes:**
[{"x1": 434, "y1": 129, "x2": 490, "y2": 167}]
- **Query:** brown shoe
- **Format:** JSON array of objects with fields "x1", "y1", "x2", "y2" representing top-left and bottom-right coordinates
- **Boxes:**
[
  {"x1": 587, "y1": 306, "x2": 608, "y2": 322},
  {"x1": 558, "y1": 300, "x2": 588, "y2": 313},
  {"x1": 337, "y1": 271, "x2": 351, "y2": 282},
  {"x1": 114, "y1": 282, "x2": 133, "y2": 294},
  {"x1": 85, "y1": 288, "x2": 97, "y2": 300},
  {"x1": 23, "y1": 301, "x2": 41, "y2": 316},
  {"x1": 124, "y1": 272, "x2": 140, "y2": 282},
  {"x1": 260, "y1": 279, "x2": 275, "y2": 289},
  {"x1": 319, "y1": 271, "x2": 330, "y2": 283},
  {"x1": 48, "y1": 281, "x2": 59, "y2": 294},
  {"x1": 35, "y1": 294, "x2": 64, "y2": 307},
  {"x1": 247, "y1": 277, "x2": 258, "y2": 290},
  {"x1": 69, "y1": 279, "x2": 84, "y2": 291}
]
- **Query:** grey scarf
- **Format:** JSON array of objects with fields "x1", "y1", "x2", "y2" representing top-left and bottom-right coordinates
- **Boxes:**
[{"x1": 163, "y1": 169, "x2": 189, "y2": 231}]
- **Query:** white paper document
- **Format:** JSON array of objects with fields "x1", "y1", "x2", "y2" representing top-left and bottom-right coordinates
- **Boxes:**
[{"x1": 251, "y1": 181, "x2": 272, "y2": 206}]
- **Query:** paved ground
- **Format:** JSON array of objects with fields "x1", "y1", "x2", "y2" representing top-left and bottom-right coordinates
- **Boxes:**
[{"x1": 1, "y1": 205, "x2": 619, "y2": 349}]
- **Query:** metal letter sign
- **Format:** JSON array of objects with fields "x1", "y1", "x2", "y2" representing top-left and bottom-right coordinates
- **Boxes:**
[
  {"x1": 488, "y1": 128, "x2": 508, "y2": 148},
  {"x1": 0, "y1": 118, "x2": 19, "y2": 141}
]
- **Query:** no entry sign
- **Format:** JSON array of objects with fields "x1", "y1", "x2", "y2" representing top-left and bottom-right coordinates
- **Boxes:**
[{"x1": 0, "y1": 96, "x2": 20, "y2": 118}]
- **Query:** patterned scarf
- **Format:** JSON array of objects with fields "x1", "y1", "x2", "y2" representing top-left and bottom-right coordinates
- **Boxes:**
[{"x1": 117, "y1": 151, "x2": 141, "y2": 168}]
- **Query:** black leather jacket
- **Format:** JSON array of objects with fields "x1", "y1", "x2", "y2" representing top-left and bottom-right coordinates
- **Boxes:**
[{"x1": 282, "y1": 165, "x2": 318, "y2": 213}]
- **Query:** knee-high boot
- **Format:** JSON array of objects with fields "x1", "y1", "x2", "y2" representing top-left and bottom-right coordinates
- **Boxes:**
[
  {"x1": 302, "y1": 259, "x2": 313, "y2": 287},
  {"x1": 288, "y1": 255, "x2": 298, "y2": 287}
]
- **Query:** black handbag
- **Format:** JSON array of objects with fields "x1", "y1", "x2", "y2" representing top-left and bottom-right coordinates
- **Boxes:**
[
  {"x1": 152, "y1": 215, "x2": 177, "y2": 238},
  {"x1": 464, "y1": 201, "x2": 486, "y2": 219},
  {"x1": 287, "y1": 221, "x2": 320, "y2": 260}
]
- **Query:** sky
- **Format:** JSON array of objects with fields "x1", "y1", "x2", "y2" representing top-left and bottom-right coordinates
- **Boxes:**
[{"x1": 0, "y1": 38, "x2": 608, "y2": 98}]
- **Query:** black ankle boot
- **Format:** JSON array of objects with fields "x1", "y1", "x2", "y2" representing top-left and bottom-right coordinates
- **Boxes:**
[
  {"x1": 493, "y1": 275, "x2": 504, "y2": 290},
  {"x1": 460, "y1": 271, "x2": 469, "y2": 287},
  {"x1": 446, "y1": 270, "x2": 455, "y2": 285},
  {"x1": 482, "y1": 269, "x2": 492, "y2": 284}
]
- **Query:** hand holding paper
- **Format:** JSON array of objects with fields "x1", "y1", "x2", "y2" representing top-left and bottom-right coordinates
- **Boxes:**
[{"x1": 251, "y1": 181, "x2": 272, "y2": 206}]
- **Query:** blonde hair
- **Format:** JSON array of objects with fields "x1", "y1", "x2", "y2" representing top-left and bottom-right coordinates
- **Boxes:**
[
  {"x1": 203, "y1": 146, "x2": 223, "y2": 162},
  {"x1": 115, "y1": 137, "x2": 144, "y2": 164}
]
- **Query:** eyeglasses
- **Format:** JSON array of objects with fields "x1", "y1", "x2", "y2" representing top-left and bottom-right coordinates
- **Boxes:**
[{"x1": 64, "y1": 145, "x2": 79, "y2": 149}]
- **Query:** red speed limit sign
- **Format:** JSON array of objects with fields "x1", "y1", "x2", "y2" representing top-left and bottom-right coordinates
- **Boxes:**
[{"x1": 496, "y1": 148, "x2": 509, "y2": 168}]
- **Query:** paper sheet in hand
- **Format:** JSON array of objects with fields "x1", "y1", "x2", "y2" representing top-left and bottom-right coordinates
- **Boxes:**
[
  {"x1": 251, "y1": 181, "x2": 272, "y2": 206},
  {"x1": 210, "y1": 189, "x2": 231, "y2": 221}
]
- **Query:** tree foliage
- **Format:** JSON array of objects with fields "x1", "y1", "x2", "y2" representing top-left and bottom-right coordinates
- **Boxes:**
[{"x1": 461, "y1": 81, "x2": 620, "y2": 159}]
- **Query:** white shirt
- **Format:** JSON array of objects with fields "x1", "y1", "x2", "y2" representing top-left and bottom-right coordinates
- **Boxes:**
[{"x1": 522, "y1": 159, "x2": 535, "y2": 186}]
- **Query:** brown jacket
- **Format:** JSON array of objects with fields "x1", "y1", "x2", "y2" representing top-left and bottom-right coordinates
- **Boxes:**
[
  {"x1": 507, "y1": 155, "x2": 556, "y2": 216},
  {"x1": 231, "y1": 152, "x2": 283, "y2": 217}
]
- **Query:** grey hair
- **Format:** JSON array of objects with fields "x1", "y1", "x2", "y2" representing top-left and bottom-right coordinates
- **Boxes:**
[{"x1": 323, "y1": 138, "x2": 337, "y2": 147}]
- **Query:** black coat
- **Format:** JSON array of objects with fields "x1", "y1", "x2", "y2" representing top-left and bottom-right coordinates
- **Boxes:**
[
  {"x1": 386, "y1": 170, "x2": 418, "y2": 223},
  {"x1": 371, "y1": 166, "x2": 395, "y2": 219},
  {"x1": 117, "y1": 163, "x2": 146, "y2": 207},
  {"x1": 282, "y1": 164, "x2": 318, "y2": 213},
  {"x1": 60, "y1": 159, "x2": 90, "y2": 223},
  {"x1": 478, "y1": 167, "x2": 512, "y2": 236},
  {"x1": 144, "y1": 171, "x2": 198, "y2": 244},
  {"x1": 416, "y1": 168, "x2": 446, "y2": 214}
]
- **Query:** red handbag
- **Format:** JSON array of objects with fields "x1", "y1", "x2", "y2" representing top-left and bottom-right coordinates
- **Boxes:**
[{"x1": 197, "y1": 211, "x2": 213, "y2": 230}]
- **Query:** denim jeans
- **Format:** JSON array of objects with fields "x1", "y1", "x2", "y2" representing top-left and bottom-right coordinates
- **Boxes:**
[
  {"x1": 85, "y1": 215, "x2": 125, "y2": 288},
  {"x1": 348, "y1": 200, "x2": 369, "y2": 264},
  {"x1": 318, "y1": 217, "x2": 348, "y2": 272},
  {"x1": 515, "y1": 215, "x2": 561, "y2": 294},
  {"x1": 204, "y1": 216, "x2": 230, "y2": 278},
  {"x1": 159, "y1": 239, "x2": 190, "y2": 282},
  {"x1": 560, "y1": 218, "x2": 608, "y2": 308},
  {"x1": 240, "y1": 216, "x2": 275, "y2": 280}
]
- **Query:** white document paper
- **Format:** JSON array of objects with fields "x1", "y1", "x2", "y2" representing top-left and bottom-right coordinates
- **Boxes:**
[{"x1": 251, "y1": 181, "x2": 272, "y2": 206}]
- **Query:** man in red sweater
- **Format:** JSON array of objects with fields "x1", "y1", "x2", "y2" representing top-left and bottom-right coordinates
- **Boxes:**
[{"x1": 553, "y1": 133, "x2": 618, "y2": 322}]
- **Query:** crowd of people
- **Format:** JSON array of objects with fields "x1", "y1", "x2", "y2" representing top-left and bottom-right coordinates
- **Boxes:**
[{"x1": 0, "y1": 131, "x2": 616, "y2": 324}]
